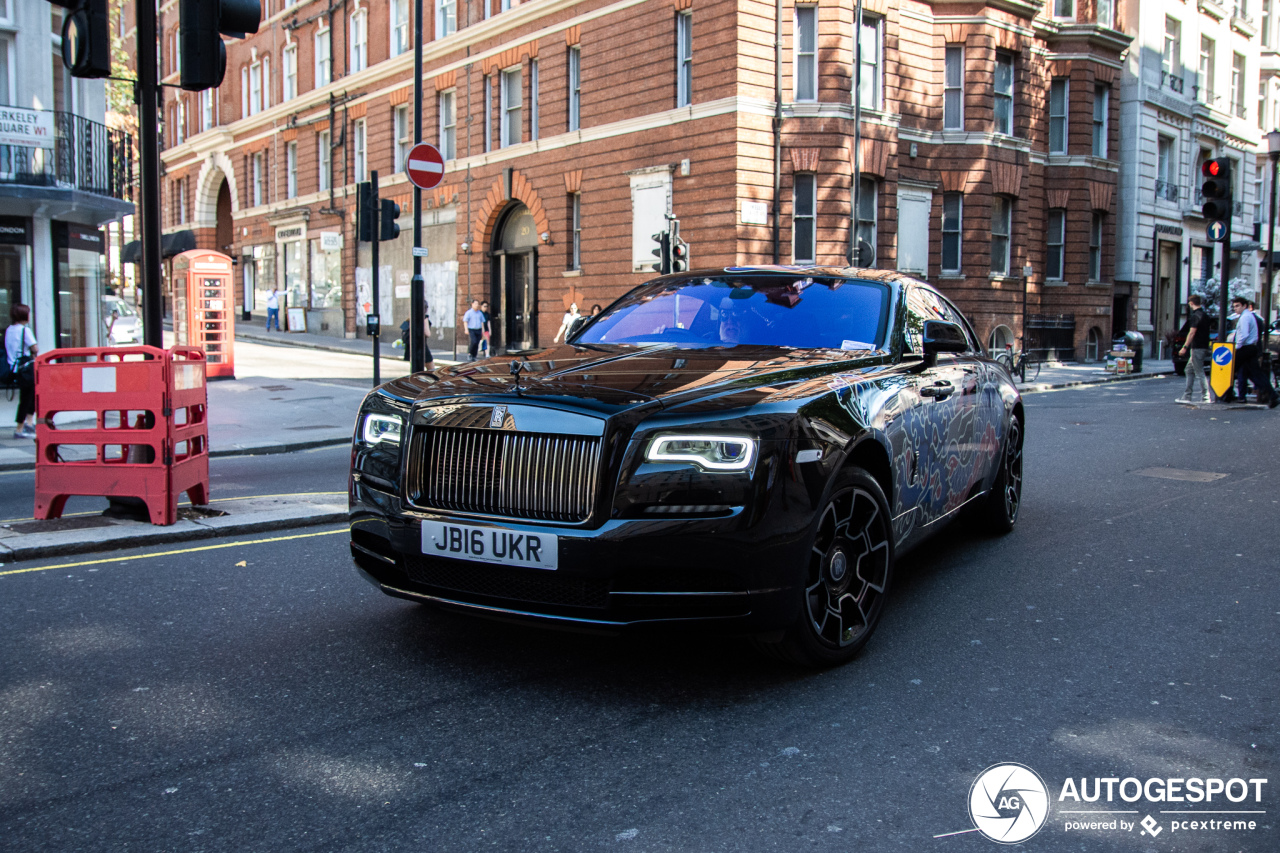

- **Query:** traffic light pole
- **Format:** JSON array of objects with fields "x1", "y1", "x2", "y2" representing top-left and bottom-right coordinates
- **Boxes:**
[
  {"x1": 410, "y1": 0, "x2": 426, "y2": 373},
  {"x1": 136, "y1": 0, "x2": 163, "y2": 349},
  {"x1": 1218, "y1": 218, "x2": 1232, "y2": 344},
  {"x1": 370, "y1": 170, "x2": 381, "y2": 387}
]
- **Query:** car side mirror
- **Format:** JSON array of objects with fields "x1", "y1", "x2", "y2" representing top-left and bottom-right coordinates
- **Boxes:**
[{"x1": 922, "y1": 320, "x2": 968, "y2": 360}]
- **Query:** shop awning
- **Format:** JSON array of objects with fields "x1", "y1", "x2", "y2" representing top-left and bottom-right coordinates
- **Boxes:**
[{"x1": 120, "y1": 230, "x2": 197, "y2": 263}]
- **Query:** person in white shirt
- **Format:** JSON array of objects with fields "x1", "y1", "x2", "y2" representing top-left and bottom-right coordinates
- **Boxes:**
[
  {"x1": 1229, "y1": 297, "x2": 1276, "y2": 407},
  {"x1": 5, "y1": 303, "x2": 38, "y2": 438},
  {"x1": 462, "y1": 300, "x2": 485, "y2": 360},
  {"x1": 265, "y1": 288, "x2": 281, "y2": 332},
  {"x1": 553, "y1": 302, "x2": 581, "y2": 344}
]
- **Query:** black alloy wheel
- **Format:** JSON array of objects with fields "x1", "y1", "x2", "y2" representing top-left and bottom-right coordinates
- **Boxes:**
[
  {"x1": 974, "y1": 414, "x2": 1023, "y2": 534},
  {"x1": 760, "y1": 468, "x2": 894, "y2": 667}
]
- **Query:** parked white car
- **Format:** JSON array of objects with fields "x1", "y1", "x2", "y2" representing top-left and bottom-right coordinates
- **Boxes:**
[{"x1": 102, "y1": 296, "x2": 142, "y2": 345}]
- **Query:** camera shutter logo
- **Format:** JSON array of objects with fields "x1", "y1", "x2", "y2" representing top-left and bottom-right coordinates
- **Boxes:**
[{"x1": 968, "y1": 763, "x2": 1050, "y2": 844}]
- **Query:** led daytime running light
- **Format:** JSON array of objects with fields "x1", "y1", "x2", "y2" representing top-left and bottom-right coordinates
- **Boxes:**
[
  {"x1": 362, "y1": 414, "x2": 403, "y2": 445},
  {"x1": 646, "y1": 434, "x2": 757, "y2": 471}
]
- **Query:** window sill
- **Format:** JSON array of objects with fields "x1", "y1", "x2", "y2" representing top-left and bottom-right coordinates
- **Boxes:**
[
  {"x1": 988, "y1": 274, "x2": 1022, "y2": 283},
  {"x1": 562, "y1": 269, "x2": 582, "y2": 277},
  {"x1": 1043, "y1": 279, "x2": 1069, "y2": 287},
  {"x1": 1085, "y1": 279, "x2": 1111, "y2": 287},
  {"x1": 937, "y1": 273, "x2": 965, "y2": 279}
]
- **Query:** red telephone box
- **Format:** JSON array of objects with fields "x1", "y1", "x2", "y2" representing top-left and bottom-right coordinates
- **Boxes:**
[{"x1": 172, "y1": 250, "x2": 235, "y2": 379}]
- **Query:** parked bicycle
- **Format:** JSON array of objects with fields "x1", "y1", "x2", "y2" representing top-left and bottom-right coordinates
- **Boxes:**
[{"x1": 995, "y1": 344, "x2": 1041, "y2": 384}]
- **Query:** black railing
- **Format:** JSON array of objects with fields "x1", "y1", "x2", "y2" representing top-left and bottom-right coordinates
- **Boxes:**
[
  {"x1": 1155, "y1": 180, "x2": 1181, "y2": 202},
  {"x1": 0, "y1": 111, "x2": 133, "y2": 202}
]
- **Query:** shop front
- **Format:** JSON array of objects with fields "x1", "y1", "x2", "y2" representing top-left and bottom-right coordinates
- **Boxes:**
[
  {"x1": 0, "y1": 216, "x2": 31, "y2": 338},
  {"x1": 53, "y1": 222, "x2": 106, "y2": 350}
]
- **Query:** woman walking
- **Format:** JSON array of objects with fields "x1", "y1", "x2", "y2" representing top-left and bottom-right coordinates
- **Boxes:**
[{"x1": 5, "y1": 304, "x2": 38, "y2": 439}]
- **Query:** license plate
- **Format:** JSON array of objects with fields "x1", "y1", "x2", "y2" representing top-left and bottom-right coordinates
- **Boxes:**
[{"x1": 421, "y1": 520, "x2": 558, "y2": 571}]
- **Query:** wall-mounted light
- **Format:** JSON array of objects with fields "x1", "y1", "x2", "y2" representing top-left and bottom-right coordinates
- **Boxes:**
[
  {"x1": 1144, "y1": 250, "x2": 1152, "y2": 261},
  {"x1": 460, "y1": 241, "x2": 471, "y2": 254},
  {"x1": 540, "y1": 232, "x2": 552, "y2": 244}
]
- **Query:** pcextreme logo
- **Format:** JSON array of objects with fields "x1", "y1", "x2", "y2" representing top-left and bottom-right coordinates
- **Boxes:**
[{"x1": 936, "y1": 763, "x2": 1269, "y2": 845}]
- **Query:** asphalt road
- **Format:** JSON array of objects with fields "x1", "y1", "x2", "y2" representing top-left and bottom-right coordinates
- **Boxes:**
[
  {"x1": 1, "y1": 375, "x2": 1276, "y2": 852},
  {"x1": 0, "y1": 443, "x2": 351, "y2": 524}
]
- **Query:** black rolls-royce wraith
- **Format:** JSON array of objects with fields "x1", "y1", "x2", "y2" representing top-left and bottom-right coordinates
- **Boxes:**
[{"x1": 349, "y1": 267, "x2": 1024, "y2": 666}]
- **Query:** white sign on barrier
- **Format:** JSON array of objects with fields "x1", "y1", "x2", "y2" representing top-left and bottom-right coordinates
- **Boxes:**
[{"x1": 81, "y1": 367, "x2": 117, "y2": 393}]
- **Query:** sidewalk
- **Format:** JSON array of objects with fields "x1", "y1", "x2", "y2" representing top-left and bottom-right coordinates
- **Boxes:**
[
  {"x1": 234, "y1": 323, "x2": 463, "y2": 364},
  {"x1": 1015, "y1": 357, "x2": 1177, "y2": 392}
]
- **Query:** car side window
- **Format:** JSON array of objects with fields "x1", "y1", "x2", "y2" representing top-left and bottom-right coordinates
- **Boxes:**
[
  {"x1": 931, "y1": 292, "x2": 981, "y2": 354},
  {"x1": 902, "y1": 287, "x2": 932, "y2": 356},
  {"x1": 911, "y1": 287, "x2": 976, "y2": 355}
]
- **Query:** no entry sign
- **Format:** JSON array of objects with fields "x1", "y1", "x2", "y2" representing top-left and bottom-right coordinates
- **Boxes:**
[{"x1": 405, "y1": 143, "x2": 445, "y2": 190}]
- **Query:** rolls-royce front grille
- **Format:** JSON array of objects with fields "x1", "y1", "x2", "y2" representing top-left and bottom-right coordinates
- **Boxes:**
[{"x1": 410, "y1": 427, "x2": 601, "y2": 523}]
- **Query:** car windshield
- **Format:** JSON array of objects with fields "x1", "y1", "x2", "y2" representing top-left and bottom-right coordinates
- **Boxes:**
[
  {"x1": 104, "y1": 298, "x2": 137, "y2": 317},
  {"x1": 572, "y1": 275, "x2": 890, "y2": 350}
]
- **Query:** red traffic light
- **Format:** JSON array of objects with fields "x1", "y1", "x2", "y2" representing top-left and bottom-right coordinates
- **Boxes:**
[{"x1": 1203, "y1": 160, "x2": 1221, "y2": 177}]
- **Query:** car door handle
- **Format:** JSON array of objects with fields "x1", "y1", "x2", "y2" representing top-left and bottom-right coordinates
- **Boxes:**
[{"x1": 920, "y1": 381, "x2": 955, "y2": 399}]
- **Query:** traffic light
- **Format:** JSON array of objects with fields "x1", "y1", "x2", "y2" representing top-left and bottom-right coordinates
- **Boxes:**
[
  {"x1": 651, "y1": 230, "x2": 671, "y2": 275},
  {"x1": 55, "y1": 0, "x2": 111, "y2": 79},
  {"x1": 1201, "y1": 157, "x2": 1233, "y2": 224},
  {"x1": 671, "y1": 237, "x2": 689, "y2": 273},
  {"x1": 180, "y1": 0, "x2": 261, "y2": 91},
  {"x1": 357, "y1": 182, "x2": 375, "y2": 243},
  {"x1": 379, "y1": 199, "x2": 401, "y2": 242}
]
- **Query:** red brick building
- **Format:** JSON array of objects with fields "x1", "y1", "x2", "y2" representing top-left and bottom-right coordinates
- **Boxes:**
[{"x1": 143, "y1": 0, "x2": 1130, "y2": 359}]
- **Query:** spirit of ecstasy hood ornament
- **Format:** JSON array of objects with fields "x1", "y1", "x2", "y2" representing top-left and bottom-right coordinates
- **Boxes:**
[{"x1": 510, "y1": 359, "x2": 524, "y2": 394}]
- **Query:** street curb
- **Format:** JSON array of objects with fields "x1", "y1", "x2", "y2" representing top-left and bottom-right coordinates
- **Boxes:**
[
  {"x1": 234, "y1": 331, "x2": 463, "y2": 364},
  {"x1": 1018, "y1": 368, "x2": 1176, "y2": 394},
  {"x1": 0, "y1": 436, "x2": 351, "y2": 473},
  {"x1": 0, "y1": 508, "x2": 347, "y2": 563}
]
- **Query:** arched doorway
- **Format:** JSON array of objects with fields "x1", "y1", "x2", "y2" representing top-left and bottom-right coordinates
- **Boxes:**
[
  {"x1": 987, "y1": 324, "x2": 1015, "y2": 358},
  {"x1": 491, "y1": 204, "x2": 538, "y2": 352},
  {"x1": 215, "y1": 181, "x2": 233, "y2": 253}
]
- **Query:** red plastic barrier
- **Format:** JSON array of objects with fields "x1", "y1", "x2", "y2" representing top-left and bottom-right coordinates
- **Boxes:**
[{"x1": 33, "y1": 346, "x2": 209, "y2": 526}]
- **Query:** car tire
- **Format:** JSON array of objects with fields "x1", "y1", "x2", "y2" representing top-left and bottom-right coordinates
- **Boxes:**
[
  {"x1": 756, "y1": 468, "x2": 894, "y2": 668},
  {"x1": 975, "y1": 413, "x2": 1023, "y2": 535}
]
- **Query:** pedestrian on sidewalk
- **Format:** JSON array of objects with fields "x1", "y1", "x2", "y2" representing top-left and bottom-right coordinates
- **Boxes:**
[
  {"x1": 398, "y1": 309, "x2": 435, "y2": 371},
  {"x1": 5, "y1": 304, "x2": 38, "y2": 439},
  {"x1": 553, "y1": 302, "x2": 581, "y2": 344},
  {"x1": 265, "y1": 287, "x2": 281, "y2": 332},
  {"x1": 1176, "y1": 295, "x2": 1211, "y2": 405},
  {"x1": 1229, "y1": 296, "x2": 1277, "y2": 408},
  {"x1": 463, "y1": 299, "x2": 485, "y2": 361},
  {"x1": 479, "y1": 300, "x2": 492, "y2": 357}
]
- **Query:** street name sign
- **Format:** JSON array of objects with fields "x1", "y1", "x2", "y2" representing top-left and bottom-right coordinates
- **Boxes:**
[
  {"x1": 405, "y1": 143, "x2": 445, "y2": 190},
  {"x1": 1206, "y1": 221, "x2": 1227, "y2": 242}
]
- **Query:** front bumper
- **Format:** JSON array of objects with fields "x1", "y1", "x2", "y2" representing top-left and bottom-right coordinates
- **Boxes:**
[{"x1": 349, "y1": 480, "x2": 807, "y2": 634}]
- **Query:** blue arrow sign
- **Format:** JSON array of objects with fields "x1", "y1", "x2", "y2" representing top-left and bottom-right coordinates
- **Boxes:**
[
  {"x1": 1207, "y1": 221, "x2": 1227, "y2": 242},
  {"x1": 1213, "y1": 346, "x2": 1233, "y2": 365}
]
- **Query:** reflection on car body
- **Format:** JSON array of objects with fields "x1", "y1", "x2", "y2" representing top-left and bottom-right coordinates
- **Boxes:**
[{"x1": 348, "y1": 267, "x2": 1025, "y2": 666}]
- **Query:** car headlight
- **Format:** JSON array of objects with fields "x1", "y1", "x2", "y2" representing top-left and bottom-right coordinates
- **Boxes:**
[
  {"x1": 362, "y1": 413, "x2": 403, "y2": 445},
  {"x1": 645, "y1": 434, "x2": 757, "y2": 471}
]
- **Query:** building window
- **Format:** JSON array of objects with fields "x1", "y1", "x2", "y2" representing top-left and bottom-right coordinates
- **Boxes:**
[
  {"x1": 176, "y1": 179, "x2": 186, "y2": 225},
  {"x1": 0, "y1": 36, "x2": 11, "y2": 106},
  {"x1": 676, "y1": 10, "x2": 692, "y2": 108},
  {"x1": 394, "y1": 105, "x2": 411, "y2": 172},
  {"x1": 794, "y1": 5, "x2": 816, "y2": 102},
  {"x1": 1097, "y1": 0, "x2": 1113, "y2": 27},
  {"x1": 1092, "y1": 84, "x2": 1108, "y2": 157},
  {"x1": 1199, "y1": 36, "x2": 1215, "y2": 103},
  {"x1": 1053, "y1": 0, "x2": 1073, "y2": 18},
  {"x1": 252, "y1": 152, "x2": 264, "y2": 207},
  {"x1": 994, "y1": 51, "x2": 1014, "y2": 135},
  {"x1": 1157, "y1": 134, "x2": 1177, "y2": 201},
  {"x1": 436, "y1": 0, "x2": 456, "y2": 38},
  {"x1": 249, "y1": 61, "x2": 262, "y2": 115},
  {"x1": 941, "y1": 193, "x2": 962, "y2": 273},
  {"x1": 176, "y1": 100, "x2": 186, "y2": 144},
  {"x1": 283, "y1": 44, "x2": 297, "y2": 101},
  {"x1": 1049, "y1": 78, "x2": 1068, "y2": 154},
  {"x1": 570, "y1": 192, "x2": 581, "y2": 269},
  {"x1": 855, "y1": 177, "x2": 877, "y2": 267},
  {"x1": 439, "y1": 89, "x2": 456, "y2": 159},
  {"x1": 568, "y1": 46, "x2": 581, "y2": 131},
  {"x1": 350, "y1": 9, "x2": 367, "y2": 73},
  {"x1": 943, "y1": 46, "x2": 963, "y2": 130},
  {"x1": 1265, "y1": 0, "x2": 1273, "y2": 49},
  {"x1": 315, "y1": 28, "x2": 331, "y2": 87},
  {"x1": 793, "y1": 173, "x2": 816, "y2": 264},
  {"x1": 201, "y1": 89, "x2": 214, "y2": 132},
  {"x1": 1089, "y1": 213, "x2": 1103, "y2": 281},
  {"x1": 501, "y1": 67, "x2": 522, "y2": 148},
  {"x1": 530, "y1": 59, "x2": 539, "y2": 141},
  {"x1": 991, "y1": 196, "x2": 1011, "y2": 275},
  {"x1": 1231, "y1": 53, "x2": 1246, "y2": 118},
  {"x1": 286, "y1": 141, "x2": 297, "y2": 199},
  {"x1": 857, "y1": 15, "x2": 882, "y2": 110},
  {"x1": 1046, "y1": 209, "x2": 1066, "y2": 280},
  {"x1": 391, "y1": 0, "x2": 410, "y2": 56},
  {"x1": 483, "y1": 75, "x2": 492, "y2": 152},
  {"x1": 353, "y1": 118, "x2": 367, "y2": 182},
  {"x1": 1163, "y1": 17, "x2": 1180, "y2": 77},
  {"x1": 1260, "y1": 80, "x2": 1268, "y2": 131},
  {"x1": 318, "y1": 130, "x2": 331, "y2": 191}
]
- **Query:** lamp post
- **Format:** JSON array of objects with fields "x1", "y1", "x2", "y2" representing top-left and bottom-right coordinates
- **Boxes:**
[{"x1": 1264, "y1": 129, "x2": 1280, "y2": 356}]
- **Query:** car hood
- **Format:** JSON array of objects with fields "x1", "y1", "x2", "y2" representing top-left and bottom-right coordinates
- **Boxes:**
[{"x1": 381, "y1": 344, "x2": 892, "y2": 415}]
